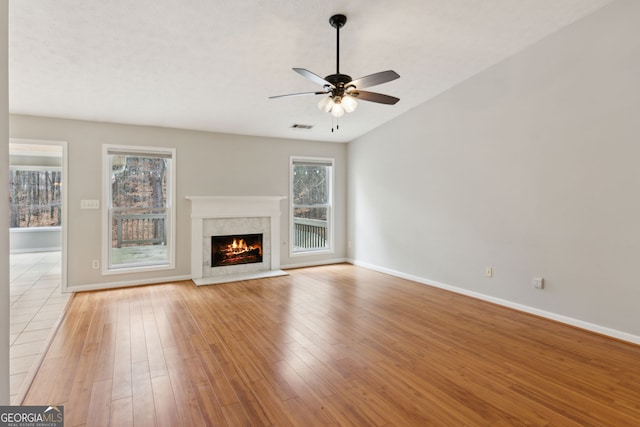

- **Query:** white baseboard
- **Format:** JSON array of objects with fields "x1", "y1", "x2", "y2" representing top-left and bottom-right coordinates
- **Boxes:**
[
  {"x1": 10, "y1": 247, "x2": 61, "y2": 254},
  {"x1": 348, "y1": 259, "x2": 640, "y2": 346},
  {"x1": 69, "y1": 274, "x2": 193, "y2": 292},
  {"x1": 281, "y1": 257, "x2": 348, "y2": 270}
]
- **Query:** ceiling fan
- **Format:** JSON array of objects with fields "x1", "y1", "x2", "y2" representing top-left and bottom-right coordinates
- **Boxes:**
[{"x1": 270, "y1": 14, "x2": 400, "y2": 122}]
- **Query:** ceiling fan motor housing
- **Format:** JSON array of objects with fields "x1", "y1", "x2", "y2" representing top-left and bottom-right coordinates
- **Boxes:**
[
  {"x1": 325, "y1": 73, "x2": 354, "y2": 97},
  {"x1": 329, "y1": 14, "x2": 347, "y2": 29}
]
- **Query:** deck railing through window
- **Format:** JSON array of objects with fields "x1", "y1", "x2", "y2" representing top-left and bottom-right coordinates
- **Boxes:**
[
  {"x1": 293, "y1": 217, "x2": 328, "y2": 250},
  {"x1": 111, "y1": 208, "x2": 168, "y2": 248}
]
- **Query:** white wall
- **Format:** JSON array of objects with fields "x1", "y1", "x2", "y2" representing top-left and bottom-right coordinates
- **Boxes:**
[
  {"x1": 10, "y1": 115, "x2": 347, "y2": 290},
  {"x1": 0, "y1": 0, "x2": 9, "y2": 405},
  {"x1": 10, "y1": 227, "x2": 61, "y2": 253},
  {"x1": 348, "y1": 0, "x2": 640, "y2": 340}
]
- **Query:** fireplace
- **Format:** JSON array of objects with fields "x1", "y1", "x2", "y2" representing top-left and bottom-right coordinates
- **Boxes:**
[
  {"x1": 212, "y1": 233, "x2": 263, "y2": 267},
  {"x1": 186, "y1": 196, "x2": 287, "y2": 285}
]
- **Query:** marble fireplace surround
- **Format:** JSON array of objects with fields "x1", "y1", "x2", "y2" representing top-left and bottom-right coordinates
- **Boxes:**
[{"x1": 186, "y1": 196, "x2": 288, "y2": 285}]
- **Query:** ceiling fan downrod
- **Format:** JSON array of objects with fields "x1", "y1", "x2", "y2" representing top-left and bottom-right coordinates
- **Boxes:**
[
  {"x1": 329, "y1": 14, "x2": 347, "y2": 75},
  {"x1": 325, "y1": 14, "x2": 352, "y2": 97}
]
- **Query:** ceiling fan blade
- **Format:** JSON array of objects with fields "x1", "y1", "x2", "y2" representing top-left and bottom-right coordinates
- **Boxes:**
[
  {"x1": 351, "y1": 90, "x2": 400, "y2": 105},
  {"x1": 293, "y1": 68, "x2": 333, "y2": 87},
  {"x1": 350, "y1": 70, "x2": 400, "y2": 89},
  {"x1": 269, "y1": 91, "x2": 327, "y2": 99}
]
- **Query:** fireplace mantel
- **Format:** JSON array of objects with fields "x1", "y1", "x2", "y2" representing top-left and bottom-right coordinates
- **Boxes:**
[
  {"x1": 186, "y1": 196, "x2": 287, "y2": 285},
  {"x1": 186, "y1": 196, "x2": 286, "y2": 219}
]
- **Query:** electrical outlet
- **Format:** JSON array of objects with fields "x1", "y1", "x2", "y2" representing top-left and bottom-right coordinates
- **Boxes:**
[
  {"x1": 92, "y1": 260, "x2": 100, "y2": 269},
  {"x1": 485, "y1": 267, "x2": 493, "y2": 278},
  {"x1": 533, "y1": 277, "x2": 544, "y2": 289}
]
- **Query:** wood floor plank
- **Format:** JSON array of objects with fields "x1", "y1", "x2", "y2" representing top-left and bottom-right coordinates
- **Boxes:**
[
  {"x1": 42, "y1": 295, "x2": 93, "y2": 404},
  {"x1": 129, "y1": 298, "x2": 148, "y2": 365},
  {"x1": 193, "y1": 382, "x2": 227, "y2": 426},
  {"x1": 85, "y1": 378, "x2": 112, "y2": 427},
  {"x1": 92, "y1": 323, "x2": 116, "y2": 383},
  {"x1": 272, "y1": 359, "x2": 339, "y2": 425},
  {"x1": 110, "y1": 397, "x2": 133, "y2": 427},
  {"x1": 22, "y1": 264, "x2": 640, "y2": 426},
  {"x1": 280, "y1": 349, "x2": 339, "y2": 398},
  {"x1": 131, "y1": 361, "x2": 156, "y2": 427},
  {"x1": 43, "y1": 292, "x2": 85, "y2": 360},
  {"x1": 142, "y1": 307, "x2": 168, "y2": 379},
  {"x1": 64, "y1": 339, "x2": 102, "y2": 426},
  {"x1": 220, "y1": 401, "x2": 253, "y2": 426},
  {"x1": 150, "y1": 374, "x2": 181, "y2": 427},
  {"x1": 195, "y1": 348, "x2": 239, "y2": 407},
  {"x1": 22, "y1": 356, "x2": 65, "y2": 404},
  {"x1": 164, "y1": 348, "x2": 207, "y2": 427},
  {"x1": 111, "y1": 302, "x2": 132, "y2": 401}
]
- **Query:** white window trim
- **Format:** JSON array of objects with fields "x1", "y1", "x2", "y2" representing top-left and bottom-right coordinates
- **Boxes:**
[
  {"x1": 102, "y1": 144, "x2": 176, "y2": 275},
  {"x1": 289, "y1": 156, "x2": 335, "y2": 257}
]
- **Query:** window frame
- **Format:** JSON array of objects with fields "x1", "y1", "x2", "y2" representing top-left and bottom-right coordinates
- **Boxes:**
[
  {"x1": 102, "y1": 144, "x2": 176, "y2": 274},
  {"x1": 289, "y1": 156, "x2": 335, "y2": 257}
]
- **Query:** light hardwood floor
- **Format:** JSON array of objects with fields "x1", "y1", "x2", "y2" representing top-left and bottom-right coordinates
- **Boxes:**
[{"x1": 23, "y1": 264, "x2": 640, "y2": 426}]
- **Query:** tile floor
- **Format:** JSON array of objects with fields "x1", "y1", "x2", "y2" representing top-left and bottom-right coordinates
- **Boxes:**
[{"x1": 9, "y1": 251, "x2": 70, "y2": 404}]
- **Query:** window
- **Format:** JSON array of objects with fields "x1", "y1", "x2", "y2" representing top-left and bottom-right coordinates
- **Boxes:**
[
  {"x1": 103, "y1": 145, "x2": 176, "y2": 273},
  {"x1": 9, "y1": 167, "x2": 62, "y2": 228},
  {"x1": 290, "y1": 157, "x2": 334, "y2": 255}
]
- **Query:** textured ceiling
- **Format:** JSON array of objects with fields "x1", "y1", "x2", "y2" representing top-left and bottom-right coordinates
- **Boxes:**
[{"x1": 9, "y1": 0, "x2": 614, "y2": 143}]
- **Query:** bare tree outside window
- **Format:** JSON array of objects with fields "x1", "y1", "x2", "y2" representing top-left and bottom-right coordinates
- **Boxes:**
[{"x1": 9, "y1": 169, "x2": 63, "y2": 228}]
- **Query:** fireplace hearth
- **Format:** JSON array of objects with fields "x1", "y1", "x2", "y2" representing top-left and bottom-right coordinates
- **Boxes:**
[{"x1": 212, "y1": 233, "x2": 263, "y2": 267}]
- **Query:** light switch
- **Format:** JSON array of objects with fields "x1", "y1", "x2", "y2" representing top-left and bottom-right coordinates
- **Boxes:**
[
  {"x1": 533, "y1": 277, "x2": 544, "y2": 289},
  {"x1": 81, "y1": 200, "x2": 99, "y2": 209}
]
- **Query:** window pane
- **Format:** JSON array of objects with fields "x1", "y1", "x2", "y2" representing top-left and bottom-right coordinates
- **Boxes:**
[
  {"x1": 111, "y1": 156, "x2": 168, "y2": 209},
  {"x1": 294, "y1": 206, "x2": 327, "y2": 221},
  {"x1": 293, "y1": 207, "x2": 328, "y2": 251},
  {"x1": 293, "y1": 165, "x2": 328, "y2": 205},
  {"x1": 110, "y1": 208, "x2": 169, "y2": 267},
  {"x1": 109, "y1": 153, "x2": 171, "y2": 268},
  {"x1": 9, "y1": 169, "x2": 63, "y2": 228}
]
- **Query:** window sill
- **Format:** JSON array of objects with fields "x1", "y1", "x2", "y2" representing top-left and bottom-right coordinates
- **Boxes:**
[
  {"x1": 102, "y1": 262, "x2": 175, "y2": 276},
  {"x1": 290, "y1": 248, "x2": 334, "y2": 257}
]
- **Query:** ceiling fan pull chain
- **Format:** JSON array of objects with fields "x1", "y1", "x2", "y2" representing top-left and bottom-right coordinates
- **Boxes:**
[{"x1": 331, "y1": 115, "x2": 338, "y2": 132}]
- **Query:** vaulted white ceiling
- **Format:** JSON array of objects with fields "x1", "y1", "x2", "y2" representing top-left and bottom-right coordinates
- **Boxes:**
[{"x1": 9, "y1": 0, "x2": 614, "y2": 143}]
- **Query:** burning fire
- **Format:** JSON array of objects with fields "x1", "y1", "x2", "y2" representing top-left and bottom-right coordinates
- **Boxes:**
[
  {"x1": 229, "y1": 238, "x2": 247, "y2": 253},
  {"x1": 212, "y1": 234, "x2": 263, "y2": 267},
  {"x1": 226, "y1": 238, "x2": 261, "y2": 255}
]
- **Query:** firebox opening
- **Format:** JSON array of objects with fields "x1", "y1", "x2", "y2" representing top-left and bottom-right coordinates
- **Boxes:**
[{"x1": 211, "y1": 233, "x2": 263, "y2": 267}]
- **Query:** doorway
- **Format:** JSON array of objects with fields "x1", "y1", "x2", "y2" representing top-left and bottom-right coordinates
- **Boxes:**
[{"x1": 8, "y1": 139, "x2": 69, "y2": 403}]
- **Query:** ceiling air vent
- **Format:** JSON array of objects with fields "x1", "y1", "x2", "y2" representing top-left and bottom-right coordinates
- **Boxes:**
[{"x1": 290, "y1": 123, "x2": 314, "y2": 131}]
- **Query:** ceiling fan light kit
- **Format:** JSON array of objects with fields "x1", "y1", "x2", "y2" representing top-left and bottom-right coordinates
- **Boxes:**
[
  {"x1": 318, "y1": 93, "x2": 357, "y2": 117},
  {"x1": 270, "y1": 14, "x2": 400, "y2": 129}
]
